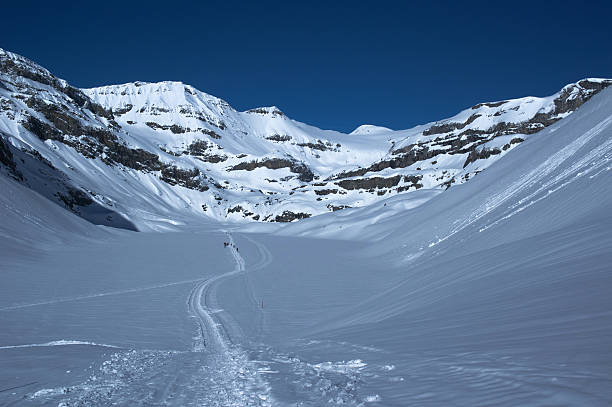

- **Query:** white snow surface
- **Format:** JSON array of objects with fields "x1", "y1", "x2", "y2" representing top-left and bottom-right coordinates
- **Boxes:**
[
  {"x1": 1, "y1": 48, "x2": 612, "y2": 405},
  {"x1": 350, "y1": 124, "x2": 394, "y2": 135}
]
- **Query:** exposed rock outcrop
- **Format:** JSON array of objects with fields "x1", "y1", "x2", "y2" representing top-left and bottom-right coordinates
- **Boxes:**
[
  {"x1": 337, "y1": 175, "x2": 402, "y2": 190},
  {"x1": 228, "y1": 158, "x2": 314, "y2": 182},
  {"x1": 274, "y1": 210, "x2": 311, "y2": 222}
]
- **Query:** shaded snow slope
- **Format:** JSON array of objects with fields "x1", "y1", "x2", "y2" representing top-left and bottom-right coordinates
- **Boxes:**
[{"x1": 0, "y1": 174, "x2": 106, "y2": 254}]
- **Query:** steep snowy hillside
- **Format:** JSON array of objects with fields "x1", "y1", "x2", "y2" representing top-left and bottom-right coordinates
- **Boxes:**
[{"x1": 1, "y1": 46, "x2": 610, "y2": 230}]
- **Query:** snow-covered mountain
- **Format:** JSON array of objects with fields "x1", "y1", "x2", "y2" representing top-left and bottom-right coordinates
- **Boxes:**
[
  {"x1": 2, "y1": 66, "x2": 612, "y2": 406},
  {"x1": 1, "y1": 47, "x2": 610, "y2": 231}
]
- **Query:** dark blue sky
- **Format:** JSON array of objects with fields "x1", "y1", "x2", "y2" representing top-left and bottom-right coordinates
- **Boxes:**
[{"x1": 2, "y1": 1, "x2": 611, "y2": 132}]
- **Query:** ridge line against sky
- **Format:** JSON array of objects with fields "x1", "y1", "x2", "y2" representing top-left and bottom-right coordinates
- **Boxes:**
[{"x1": 2, "y1": 0, "x2": 611, "y2": 133}]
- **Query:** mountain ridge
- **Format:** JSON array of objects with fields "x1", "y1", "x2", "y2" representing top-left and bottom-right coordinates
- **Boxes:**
[{"x1": 1, "y1": 47, "x2": 610, "y2": 230}]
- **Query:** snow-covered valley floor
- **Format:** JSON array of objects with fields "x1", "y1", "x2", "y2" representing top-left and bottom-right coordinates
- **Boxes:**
[
  {"x1": 2, "y1": 219, "x2": 612, "y2": 406},
  {"x1": 0, "y1": 228, "x2": 387, "y2": 406}
]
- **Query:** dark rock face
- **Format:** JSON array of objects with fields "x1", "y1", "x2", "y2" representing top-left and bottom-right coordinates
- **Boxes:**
[
  {"x1": 396, "y1": 175, "x2": 424, "y2": 191},
  {"x1": 246, "y1": 107, "x2": 284, "y2": 116},
  {"x1": 187, "y1": 140, "x2": 210, "y2": 155},
  {"x1": 229, "y1": 158, "x2": 294, "y2": 172},
  {"x1": 146, "y1": 122, "x2": 187, "y2": 134},
  {"x1": 297, "y1": 141, "x2": 327, "y2": 151},
  {"x1": 20, "y1": 98, "x2": 165, "y2": 172},
  {"x1": 160, "y1": 166, "x2": 209, "y2": 191},
  {"x1": 26, "y1": 97, "x2": 82, "y2": 134},
  {"x1": 337, "y1": 175, "x2": 402, "y2": 190},
  {"x1": 57, "y1": 187, "x2": 94, "y2": 209},
  {"x1": 144, "y1": 122, "x2": 221, "y2": 138},
  {"x1": 0, "y1": 134, "x2": 22, "y2": 180},
  {"x1": 471, "y1": 100, "x2": 507, "y2": 109},
  {"x1": 181, "y1": 140, "x2": 227, "y2": 163},
  {"x1": 169, "y1": 125, "x2": 186, "y2": 134},
  {"x1": 503, "y1": 137, "x2": 524, "y2": 151},
  {"x1": 112, "y1": 104, "x2": 133, "y2": 115},
  {"x1": 556, "y1": 80, "x2": 609, "y2": 113},
  {"x1": 266, "y1": 134, "x2": 291, "y2": 142},
  {"x1": 333, "y1": 148, "x2": 436, "y2": 180},
  {"x1": 107, "y1": 145, "x2": 163, "y2": 171},
  {"x1": 0, "y1": 136, "x2": 14, "y2": 169},
  {"x1": 202, "y1": 129, "x2": 221, "y2": 139},
  {"x1": 290, "y1": 162, "x2": 314, "y2": 182},
  {"x1": 0, "y1": 53, "x2": 57, "y2": 88},
  {"x1": 22, "y1": 114, "x2": 62, "y2": 141},
  {"x1": 315, "y1": 188, "x2": 338, "y2": 196},
  {"x1": 423, "y1": 113, "x2": 481, "y2": 136},
  {"x1": 327, "y1": 204, "x2": 350, "y2": 212},
  {"x1": 463, "y1": 147, "x2": 502, "y2": 168},
  {"x1": 274, "y1": 210, "x2": 311, "y2": 222},
  {"x1": 225, "y1": 205, "x2": 255, "y2": 218},
  {"x1": 391, "y1": 144, "x2": 415, "y2": 156},
  {"x1": 227, "y1": 205, "x2": 244, "y2": 214},
  {"x1": 197, "y1": 154, "x2": 227, "y2": 163},
  {"x1": 228, "y1": 158, "x2": 314, "y2": 182},
  {"x1": 403, "y1": 175, "x2": 422, "y2": 184}
]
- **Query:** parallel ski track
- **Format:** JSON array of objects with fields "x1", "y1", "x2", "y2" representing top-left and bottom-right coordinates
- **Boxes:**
[
  {"x1": 187, "y1": 232, "x2": 244, "y2": 352},
  {"x1": 184, "y1": 231, "x2": 274, "y2": 406}
]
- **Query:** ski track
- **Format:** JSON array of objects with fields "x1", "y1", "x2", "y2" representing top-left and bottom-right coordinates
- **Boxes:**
[
  {"x1": 426, "y1": 113, "x2": 612, "y2": 250},
  {"x1": 239, "y1": 234, "x2": 273, "y2": 339},
  {"x1": 0, "y1": 340, "x2": 120, "y2": 350},
  {"x1": 23, "y1": 232, "x2": 387, "y2": 406},
  {"x1": 0, "y1": 278, "x2": 206, "y2": 312},
  {"x1": 27, "y1": 232, "x2": 274, "y2": 407}
]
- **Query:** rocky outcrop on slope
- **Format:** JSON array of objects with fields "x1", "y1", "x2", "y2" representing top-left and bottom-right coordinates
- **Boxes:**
[
  {"x1": 330, "y1": 79, "x2": 611, "y2": 186},
  {"x1": 228, "y1": 158, "x2": 314, "y2": 182},
  {"x1": 0, "y1": 132, "x2": 23, "y2": 181}
]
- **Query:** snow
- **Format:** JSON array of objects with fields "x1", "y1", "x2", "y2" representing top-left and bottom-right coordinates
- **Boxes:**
[
  {"x1": 2, "y1": 47, "x2": 612, "y2": 405},
  {"x1": 349, "y1": 124, "x2": 393, "y2": 135}
]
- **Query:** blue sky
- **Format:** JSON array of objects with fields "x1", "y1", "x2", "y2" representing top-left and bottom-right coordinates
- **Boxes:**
[{"x1": 2, "y1": 0, "x2": 611, "y2": 132}]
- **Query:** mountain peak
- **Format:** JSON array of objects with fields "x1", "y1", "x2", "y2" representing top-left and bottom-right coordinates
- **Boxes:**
[
  {"x1": 83, "y1": 81, "x2": 233, "y2": 118},
  {"x1": 350, "y1": 124, "x2": 393, "y2": 135}
]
